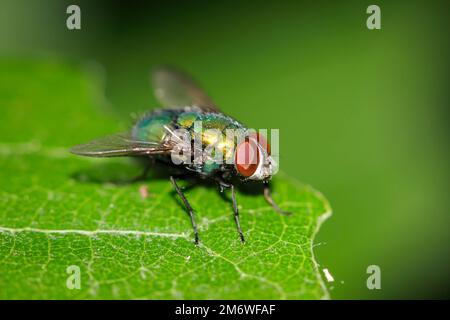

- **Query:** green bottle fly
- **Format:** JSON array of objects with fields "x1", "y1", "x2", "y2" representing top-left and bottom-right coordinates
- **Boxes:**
[{"x1": 71, "y1": 66, "x2": 290, "y2": 244}]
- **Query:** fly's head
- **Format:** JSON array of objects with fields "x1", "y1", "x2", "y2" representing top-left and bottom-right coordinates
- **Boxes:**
[{"x1": 234, "y1": 133, "x2": 278, "y2": 182}]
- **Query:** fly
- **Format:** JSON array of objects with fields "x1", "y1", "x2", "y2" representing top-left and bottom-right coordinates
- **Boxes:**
[{"x1": 70, "y1": 66, "x2": 291, "y2": 244}]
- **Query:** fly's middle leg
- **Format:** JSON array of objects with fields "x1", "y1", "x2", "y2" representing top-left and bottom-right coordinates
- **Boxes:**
[
  {"x1": 230, "y1": 184, "x2": 245, "y2": 243},
  {"x1": 216, "y1": 179, "x2": 245, "y2": 243},
  {"x1": 170, "y1": 176, "x2": 199, "y2": 245}
]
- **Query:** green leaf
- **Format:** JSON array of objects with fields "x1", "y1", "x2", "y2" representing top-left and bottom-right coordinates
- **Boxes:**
[{"x1": 0, "y1": 59, "x2": 331, "y2": 299}]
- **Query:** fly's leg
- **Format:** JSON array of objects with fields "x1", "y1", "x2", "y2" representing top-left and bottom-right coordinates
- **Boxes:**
[
  {"x1": 264, "y1": 184, "x2": 292, "y2": 216},
  {"x1": 217, "y1": 178, "x2": 245, "y2": 243},
  {"x1": 230, "y1": 184, "x2": 245, "y2": 243},
  {"x1": 170, "y1": 176, "x2": 199, "y2": 245}
]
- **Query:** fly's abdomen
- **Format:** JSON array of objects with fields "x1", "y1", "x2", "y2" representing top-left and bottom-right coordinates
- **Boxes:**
[{"x1": 132, "y1": 110, "x2": 178, "y2": 143}]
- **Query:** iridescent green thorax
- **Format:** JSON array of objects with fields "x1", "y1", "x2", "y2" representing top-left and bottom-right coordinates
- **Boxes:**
[
  {"x1": 132, "y1": 107, "x2": 246, "y2": 175},
  {"x1": 177, "y1": 110, "x2": 243, "y2": 132}
]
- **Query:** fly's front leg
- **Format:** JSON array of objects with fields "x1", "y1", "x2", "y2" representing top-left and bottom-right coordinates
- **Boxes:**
[
  {"x1": 170, "y1": 176, "x2": 199, "y2": 244},
  {"x1": 264, "y1": 184, "x2": 292, "y2": 216}
]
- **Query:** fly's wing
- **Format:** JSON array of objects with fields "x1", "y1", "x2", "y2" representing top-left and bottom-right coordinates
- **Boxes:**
[
  {"x1": 70, "y1": 132, "x2": 174, "y2": 157},
  {"x1": 152, "y1": 66, "x2": 220, "y2": 112}
]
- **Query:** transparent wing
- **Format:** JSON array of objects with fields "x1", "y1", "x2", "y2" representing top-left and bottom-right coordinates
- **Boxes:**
[
  {"x1": 70, "y1": 132, "x2": 174, "y2": 157},
  {"x1": 152, "y1": 66, "x2": 220, "y2": 112}
]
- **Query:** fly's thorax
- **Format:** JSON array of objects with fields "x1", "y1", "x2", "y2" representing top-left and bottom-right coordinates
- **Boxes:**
[
  {"x1": 175, "y1": 110, "x2": 245, "y2": 164},
  {"x1": 196, "y1": 114, "x2": 244, "y2": 168}
]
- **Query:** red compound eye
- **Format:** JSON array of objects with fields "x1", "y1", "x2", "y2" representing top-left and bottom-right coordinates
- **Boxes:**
[
  {"x1": 235, "y1": 138, "x2": 260, "y2": 177},
  {"x1": 253, "y1": 133, "x2": 270, "y2": 155}
]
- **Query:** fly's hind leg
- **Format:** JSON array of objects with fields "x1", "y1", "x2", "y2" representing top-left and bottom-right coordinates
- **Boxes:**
[
  {"x1": 170, "y1": 176, "x2": 199, "y2": 245},
  {"x1": 264, "y1": 184, "x2": 292, "y2": 216}
]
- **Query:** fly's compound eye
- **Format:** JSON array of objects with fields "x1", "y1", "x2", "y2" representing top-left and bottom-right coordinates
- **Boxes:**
[
  {"x1": 253, "y1": 133, "x2": 270, "y2": 155},
  {"x1": 235, "y1": 138, "x2": 260, "y2": 177}
]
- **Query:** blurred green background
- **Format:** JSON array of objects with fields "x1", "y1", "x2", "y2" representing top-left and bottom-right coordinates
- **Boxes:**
[{"x1": 0, "y1": 0, "x2": 449, "y2": 299}]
